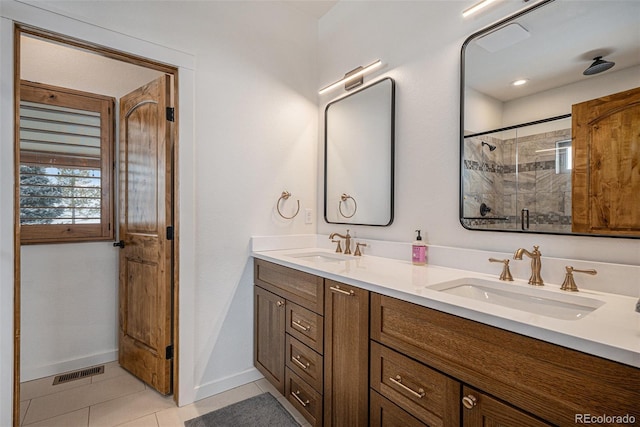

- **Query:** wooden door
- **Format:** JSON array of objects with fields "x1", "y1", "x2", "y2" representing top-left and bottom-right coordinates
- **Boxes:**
[
  {"x1": 462, "y1": 386, "x2": 552, "y2": 427},
  {"x1": 118, "y1": 75, "x2": 174, "y2": 395},
  {"x1": 572, "y1": 86, "x2": 640, "y2": 235},
  {"x1": 254, "y1": 286, "x2": 286, "y2": 393},
  {"x1": 324, "y1": 281, "x2": 369, "y2": 427}
]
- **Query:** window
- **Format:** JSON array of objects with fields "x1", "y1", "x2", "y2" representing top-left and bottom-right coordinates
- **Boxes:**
[
  {"x1": 555, "y1": 139, "x2": 572, "y2": 174},
  {"x1": 19, "y1": 80, "x2": 115, "y2": 243}
]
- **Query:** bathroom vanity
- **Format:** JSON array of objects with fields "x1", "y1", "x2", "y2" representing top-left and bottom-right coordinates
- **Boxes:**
[{"x1": 253, "y1": 248, "x2": 639, "y2": 427}]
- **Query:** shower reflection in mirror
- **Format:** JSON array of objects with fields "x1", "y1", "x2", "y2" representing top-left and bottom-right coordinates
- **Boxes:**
[{"x1": 461, "y1": 115, "x2": 572, "y2": 232}]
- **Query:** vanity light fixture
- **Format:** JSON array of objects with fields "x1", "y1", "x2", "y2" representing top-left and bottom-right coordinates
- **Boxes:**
[
  {"x1": 318, "y1": 59, "x2": 382, "y2": 95},
  {"x1": 462, "y1": 0, "x2": 498, "y2": 17}
]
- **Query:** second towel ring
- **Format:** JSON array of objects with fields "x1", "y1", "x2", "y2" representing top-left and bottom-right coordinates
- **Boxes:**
[
  {"x1": 277, "y1": 191, "x2": 300, "y2": 219},
  {"x1": 339, "y1": 193, "x2": 358, "y2": 218}
]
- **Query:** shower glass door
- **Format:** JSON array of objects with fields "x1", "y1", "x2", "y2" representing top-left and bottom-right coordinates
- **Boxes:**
[{"x1": 462, "y1": 116, "x2": 572, "y2": 232}]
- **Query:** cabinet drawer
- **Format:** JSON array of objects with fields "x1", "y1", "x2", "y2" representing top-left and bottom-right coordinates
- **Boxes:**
[
  {"x1": 255, "y1": 259, "x2": 324, "y2": 314},
  {"x1": 370, "y1": 293, "x2": 640, "y2": 426},
  {"x1": 286, "y1": 301, "x2": 323, "y2": 354},
  {"x1": 285, "y1": 368, "x2": 323, "y2": 427},
  {"x1": 285, "y1": 335, "x2": 323, "y2": 393},
  {"x1": 370, "y1": 341, "x2": 459, "y2": 427},
  {"x1": 370, "y1": 390, "x2": 427, "y2": 427}
]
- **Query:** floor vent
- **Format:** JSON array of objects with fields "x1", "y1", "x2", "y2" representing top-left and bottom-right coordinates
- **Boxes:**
[{"x1": 53, "y1": 365, "x2": 105, "y2": 385}]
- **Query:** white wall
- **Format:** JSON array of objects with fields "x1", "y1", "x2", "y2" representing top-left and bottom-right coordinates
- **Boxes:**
[
  {"x1": 503, "y1": 65, "x2": 640, "y2": 125},
  {"x1": 316, "y1": 0, "x2": 640, "y2": 267},
  {"x1": 20, "y1": 244, "x2": 119, "y2": 381},
  {"x1": 464, "y1": 86, "x2": 503, "y2": 133}
]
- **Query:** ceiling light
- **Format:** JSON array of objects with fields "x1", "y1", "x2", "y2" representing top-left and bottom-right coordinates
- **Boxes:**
[
  {"x1": 319, "y1": 60, "x2": 382, "y2": 95},
  {"x1": 462, "y1": 0, "x2": 498, "y2": 18},
  {"x1": 512, "y1": 79, "x2": 528, "y2": 86}
]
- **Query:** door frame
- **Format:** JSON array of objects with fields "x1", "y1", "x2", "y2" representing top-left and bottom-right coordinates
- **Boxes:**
[{"x1": 13, "y1": 24, "x2": 181, "y2": 425}]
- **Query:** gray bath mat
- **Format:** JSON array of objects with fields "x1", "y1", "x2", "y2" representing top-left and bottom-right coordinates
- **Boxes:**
[{"x1": 184, "y1": 392, "x2": 301, "y2": 427}]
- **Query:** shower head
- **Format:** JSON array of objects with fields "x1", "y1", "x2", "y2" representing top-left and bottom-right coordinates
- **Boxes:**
[
  {"x1": 482, "y1": 141, "x2": 497, "y2": 151},
  {"x1": 583, "y1": 56, "x2": 615, "y2": 76}
]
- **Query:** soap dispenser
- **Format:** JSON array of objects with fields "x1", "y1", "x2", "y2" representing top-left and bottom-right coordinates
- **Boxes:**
[{"x1": 412, "y1": 230, "x2": 427, "y2": 266}]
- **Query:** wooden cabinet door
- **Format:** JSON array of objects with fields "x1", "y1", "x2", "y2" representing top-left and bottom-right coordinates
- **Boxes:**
[
  {"x1": 462, "y1": 386, "x2": 552, "y2": 427},
  {"x1": 572, "y1": 86, "x2": 640, "y2": 235},
  {"x1": 254, "y1": 286, "x2": 286, "y2": 393},
  {"x1": 324, "y1": 281, "x2": 369, "y2": 427}
]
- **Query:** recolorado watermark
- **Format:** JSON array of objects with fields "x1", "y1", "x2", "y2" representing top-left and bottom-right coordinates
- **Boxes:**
[{"x1": 575, "y1": 414, "x2": 636, "y2": 424}]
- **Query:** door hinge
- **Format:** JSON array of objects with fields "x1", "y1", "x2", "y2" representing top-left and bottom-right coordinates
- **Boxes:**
[
  {"x1": 166, "y1": 226, "x2": 174, "y2": 240},
  {"x1": 165, "y1": 345, "x2": 174, "y2": 360},
  {"x1": 166, "y1": 107, "x2": 175, "y2": 122}
]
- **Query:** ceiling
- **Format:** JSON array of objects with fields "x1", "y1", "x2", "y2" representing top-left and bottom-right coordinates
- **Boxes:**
[
  {"x1": 465, "y1": 0, "x2": 640, "y2": 102},
  {"x1": 21, "y1": 35, "x2": 164, "y2": 98}
]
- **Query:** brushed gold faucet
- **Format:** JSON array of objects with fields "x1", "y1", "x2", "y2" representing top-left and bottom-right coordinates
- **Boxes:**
[
  {"x1": 561, "y1": 266, "x2": 597, "y2": 292},
  {"x1": 514, "y1": 245, "x2": 544, "y2": 286},
  {"x1": 488, "y1": 258, "x2": 513, "y2": 281},
  {"x1": 329, "y1": 229, "x2": 351, "y2": 254},
  {"x1": 354, "y1": 242, "x2": 367, "y2": 256}
]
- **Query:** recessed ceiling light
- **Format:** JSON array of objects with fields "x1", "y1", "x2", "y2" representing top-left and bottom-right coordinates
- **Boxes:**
[{"x1": 512, "y1": 79, "x2": 528, "y2": 86}]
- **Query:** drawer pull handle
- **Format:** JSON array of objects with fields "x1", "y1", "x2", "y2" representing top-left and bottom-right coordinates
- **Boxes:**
[
  {"x1": 330, "y1": 285, "x2": 354, "y2": 296},
  {"x1": 462, "y1": 394, "x2": 477, "y2": 410},
  {"x1": 291, "y1": 390, "x2": 309, "y2": 407},
  {"x1": 292, "y1": 355, "x2": 310, "y2": 370},
  {"x1": 389, "y1": 375, "x2": 425, "y2": 399},
  {"x1": 291, "y1": 320, "x2": 310, "y2": 332},
  {"x1": 276, "y1": 300, "x2": 285, "y2": 307}
]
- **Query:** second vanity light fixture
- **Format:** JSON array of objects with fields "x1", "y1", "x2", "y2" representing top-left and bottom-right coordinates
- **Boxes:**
[{"x1": 318, "y1": 59, "x2": 382, "y2": 95}]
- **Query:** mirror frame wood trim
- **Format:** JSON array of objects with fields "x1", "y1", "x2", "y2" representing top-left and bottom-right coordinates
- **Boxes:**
[
  {"x1": 324, "y1": 77, "x2": 395, "y2": 227},
  {"x1": 459, "y1": 0, "x2": 639, "y2": 239}
]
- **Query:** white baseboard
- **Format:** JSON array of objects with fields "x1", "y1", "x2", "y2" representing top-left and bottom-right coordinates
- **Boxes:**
[
  {"x1": 20, "y1": 350, "x2": 118, "y2": 382},
  {"x1": 193, "y1": 367, "x2": 263, "y2": 402}
]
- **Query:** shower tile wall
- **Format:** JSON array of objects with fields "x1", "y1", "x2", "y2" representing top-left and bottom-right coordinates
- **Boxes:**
[
  {"x1": 463, "y1": 128, "x2": 572, "y2": 232},
  {"x1": 463, "y1": 135, "x2": 510, "y2": 229}
]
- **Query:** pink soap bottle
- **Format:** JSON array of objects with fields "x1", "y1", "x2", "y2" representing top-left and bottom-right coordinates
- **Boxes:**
[{"x1": 412, "y1": 230, "x2": 427, "y2": 266}]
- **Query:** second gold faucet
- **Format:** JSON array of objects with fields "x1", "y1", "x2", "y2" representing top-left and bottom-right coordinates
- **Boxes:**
[{"x1": 514, "y1": 245, "x2": 544, "y2": 286}]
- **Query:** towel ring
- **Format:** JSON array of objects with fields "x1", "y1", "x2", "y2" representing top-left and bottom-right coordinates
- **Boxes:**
[
  {"x1": 338, "y1": 193, "x2": 357, "y2": 218},
  {"x1": 277, "y1": 191, "x2": 300, "y2": 219}
]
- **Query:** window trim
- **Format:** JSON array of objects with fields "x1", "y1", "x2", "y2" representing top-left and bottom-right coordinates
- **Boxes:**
[{"x1": 19, "y1": 80, "x2": 115, "y2": 244}]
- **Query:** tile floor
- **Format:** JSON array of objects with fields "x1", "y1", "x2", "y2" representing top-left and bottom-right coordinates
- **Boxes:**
[{"x1": 20, "y1": 362, "x2": 311, "y2": 427}]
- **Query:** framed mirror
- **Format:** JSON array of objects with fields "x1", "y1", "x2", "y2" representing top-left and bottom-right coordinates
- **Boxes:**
[
  {"x1": 460, "y1": 0, "x2": 640, "y2": 238},
  {"x1": 324, "y1": 77, "x2": 395, "y2": 226}
]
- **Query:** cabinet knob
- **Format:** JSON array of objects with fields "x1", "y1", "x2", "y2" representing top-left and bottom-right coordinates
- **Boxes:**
[
  {"x1": 462, "y1": 394, "x2": 477, "y2": 410},
  {"x1": 276, "y1": 300, "x2": 285, "y2": 307}
]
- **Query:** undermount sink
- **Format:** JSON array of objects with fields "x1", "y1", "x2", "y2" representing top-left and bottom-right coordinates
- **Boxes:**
[
  {"x1": 287, "y1": 251, "x2": 349, "y2": 263},
  {"x1": 427, "y1": 278, "x2": 605, "y2": 320}
]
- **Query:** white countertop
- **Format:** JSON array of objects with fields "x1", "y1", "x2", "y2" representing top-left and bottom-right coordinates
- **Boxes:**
[{"x1": 252, "y1": 247, "x2": 640, "y2": 368}]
